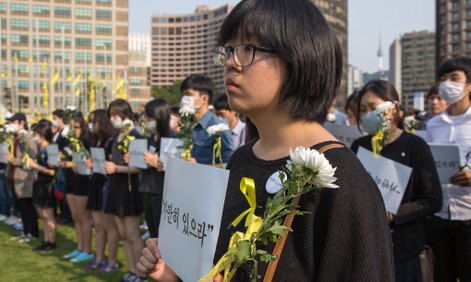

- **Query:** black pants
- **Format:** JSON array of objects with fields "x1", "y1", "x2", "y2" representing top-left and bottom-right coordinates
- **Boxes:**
[
  {"x1": 17, "y1": 197, "x2": 38, "y2": 238},
  {"x1": 424, "y1": 215, "x2": 471, "y2": 282},
  {"x1": 8, "y1": 179, "x2": 20, "y2": 218},
  {"x1": 143, "y1": 192, "x2": 163, "y2": 238},
  {"x1": 394, "y1": 256, "x2": 422, "y2": 282}
]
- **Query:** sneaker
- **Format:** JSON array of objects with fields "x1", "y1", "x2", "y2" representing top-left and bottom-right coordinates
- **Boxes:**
[
  {"x1": 95, "y1": 262, "x2": 119, "y2": 274},
  {"x1": 71, "y1": 251, "x2": 95, "y2": 263},
  {"x1": 18, "y1": 234, "x2": 37, "y2": 243},
  {"x1": 63, "y1": 249, "x2": 82, "y2": 259},
  {"x1": 5, "y1": 215, "x2": 18, "y2": 225},
  {"x1": 11, "y1": 222, "x2": 24, "y2": 231},
  {"x1": 33, "y1": 241, "x2": 48, "y2": 251},
  {"x1": 82, "y1": 260, "x2": 103, "y2": 271},
  {"x1": 141, "y1": 231, "x2": 150, "y2": 241},
  {"x1": 121, "y1": 272, "x2": 137, "y2": 282},
  {"x1": 130, "y1": 275, "x2": 148, "y2": 282},
  {"x1": 10, "y1": 232, "x2": 25, "y2": 240},
  {"x1": 0, "y1": 214, "x2": 8, "y2": 221},
  {"x1": 42, "y1": 242, "x2": 56, "y2": 251}
]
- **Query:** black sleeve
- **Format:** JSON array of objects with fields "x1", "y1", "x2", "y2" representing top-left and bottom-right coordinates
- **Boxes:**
[
  {"x1": 80, "y1": 136, "x2": 93, "y2": 151},
  {"x1": 393, "y1": 137, "x2": 443, "y2": 225}
]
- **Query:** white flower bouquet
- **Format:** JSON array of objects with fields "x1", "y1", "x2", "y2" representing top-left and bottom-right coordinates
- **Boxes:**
[{"x1": 207, "y1": 123, "x2": 230, "y2": 166}]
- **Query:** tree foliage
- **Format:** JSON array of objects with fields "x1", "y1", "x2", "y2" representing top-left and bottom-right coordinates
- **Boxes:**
[{"x1": 151, "y1": 80, "x2": 183, "y2": 107}]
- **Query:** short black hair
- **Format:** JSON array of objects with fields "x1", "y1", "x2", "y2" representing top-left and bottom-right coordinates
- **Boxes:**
[
  {"x1": 213, "y1": 94, "x2": 231, "y2": 111},
  {"x1": 108, "y1": 99, "x2": 133, "y2": 120},
  {"x1": 34, "y1": 120, "x2": 53, "y2": 143},
  {"x1": 438, "y1": 56, "x2": 471, "y2": 83},
  {"x1": 52, "y1": 109, "x2": 65, "y2": 119},
  {"x1": 180, "y1": 74, "x2": 214, "y2": 102},
  {"x1": 170, "y1": 106, "x2": 180, "y2": 117},
  {"x1": 217, "y1": 0, "x2": 343, "y2": 123}
]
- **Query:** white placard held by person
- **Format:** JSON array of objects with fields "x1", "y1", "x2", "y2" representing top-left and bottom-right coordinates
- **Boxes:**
[
  {"x1": 413, "y1": 130, "x2": 427, "y2": 141},
  {"x1": 356, "y1": 146, "x2": 412, "y2": 214},
  {"x1": 0, "y1": 143, "x2": 8, "y2": 163},
  {"x1": 323, "y1": 123, "x2": 364, "y2": 149},
  {"x1": 90, "y1": 147, "x2": 106, "y2": 175},
  {"x1": 159, "y1": 137, "x2": 184, "y2": 170},
  {"x1": 46, "y1": 144, "x2": 60, "y2": 166},
  {"x1": 159, "y1": 157, "x2": 229, "y2": 282},
  {"x1": 72, "y1": 152, "x2": 92, "y2": 175},
  {"x1": 129, "y1": 139, "x2": 148, "y2": 169},
  {"x1": 428, "y1": 143, "x2": 461, "y2": 184}
]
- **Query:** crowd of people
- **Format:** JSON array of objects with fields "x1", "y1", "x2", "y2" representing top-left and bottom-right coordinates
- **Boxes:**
[{"x1": 0, "y1": 0, "x2": 470, "y2": 281}]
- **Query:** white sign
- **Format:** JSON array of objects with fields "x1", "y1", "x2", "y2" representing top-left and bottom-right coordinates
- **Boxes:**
[
  {"x1": 356, "y1": 146, "x2": 412, "y2": 214},
  {"x1": 323, "y1": 123, "x2": 364, "y2": 149},
  {"x1": 90, "y1": 147, "x2": 106, "y2": 175},
  {"x1": 129, "y1": 139, "x2": 148, "y2": 169},
  {"x1": 72, "y1": 152, "x2": 92, "y2": 175},
  {"x1": 413, "y1": 91, "x2": 425, "y2": 111},
  {"x1": 159, "y1": 157, "x2": 229, "y2": 282},
  {"x1": 46, "y1": 144, "x2": 60, "y2": 166},
  {"x1": 428, "y1": 143, "x2": 460, "y2": 184},
  {"x1": 160, "y1": 138, "x2": 184, "y2": 170},
  {"x1": 0, "y1": 143, "x2": 8, "y2": 163}
]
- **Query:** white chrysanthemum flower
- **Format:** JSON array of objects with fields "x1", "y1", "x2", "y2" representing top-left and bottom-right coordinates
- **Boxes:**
[
  {"x1": 64, "y1": 146, "x2": 72, "y2": 156},
  {"x1": 4, "y1": 124, "x2": 17, "y2": 133},
  {"x1": 66, "y1": 106, "x2": 77, "y2": 111},
  {"x1": 289, "y1": 146, "x2": 339, "y2": 188},
  {"x1": 326, "y1": 113, "x2": 337, "y2": 123},
  {"x1": 123, "y1": 119, "x2": 134, "y2": 127},
  {"x1": 0, "y1": 128, "x2": 4, "y2": 132},
  {"x1": 61, "y1": 125, "x2": 70, "y2": 138},
  {"x1": 179, "y1": 105, "x2": 196, "y2": 117},
  {"x1": 18, "y1": 129, "x2": 27, "y2": 135},
  {"x1": 375, "y1": 101, "x2": 396, "y2": 114},
  {"x1": 207, "y1": 123, "x2": 230, "y2": 136}
]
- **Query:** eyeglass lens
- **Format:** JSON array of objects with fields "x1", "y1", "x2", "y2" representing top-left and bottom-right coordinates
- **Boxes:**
[{"x1": 213, "y1": 45, "x2": 254, "y2": 67}]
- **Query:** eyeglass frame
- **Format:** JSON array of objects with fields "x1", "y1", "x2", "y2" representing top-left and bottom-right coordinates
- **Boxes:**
[{"x1": 212, "y1": 44, "x2": 277, "y2": 67}]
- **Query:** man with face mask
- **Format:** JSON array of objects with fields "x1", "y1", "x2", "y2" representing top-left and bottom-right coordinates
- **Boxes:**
[
  {"x1": 179, "y1": 75, "x2": 234, "y2": 165},
  {"x1": 425, "y1": 57, "x2": 471, "y2": 281}
]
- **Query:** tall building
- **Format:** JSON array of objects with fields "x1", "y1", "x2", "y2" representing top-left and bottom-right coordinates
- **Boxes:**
[
  {"x1": 389, "y1": 38, "x2": 402, "y2": 95},
  {"x1": 347, "y1": 64, "x2": 362, "y2": 96},
  {"x1": 400, "y1": 30, "x2": 435, "y2": 113},
  {"x1": 129, "y1": 33, "x2": 151, "y2": 67},
  {"x1": 436, "y1": 0, "x2": 471, "y2": 69},
  {"x1": 151, "y1": 1, "x2": 348, "y2": 105},
  {"x1": 128, "y1": 50, "x2": 151, "y2": 111},
  {"x1": 0, "y1": 0, "x2": 129, "y2": 114}
]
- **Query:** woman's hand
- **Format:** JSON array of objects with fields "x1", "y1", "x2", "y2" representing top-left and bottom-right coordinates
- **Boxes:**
[
  {"x1": 5, "y1": 153, "x2": 13, "y2": 163},
  {"x1": 185, "y1": 157, "x2": 197, "y2": 163},
  {"x1": 105, "y1": 161, "x2": 117, "y2": 175},
  {"x1": 450, "y1": 171, "x2": 471, "y2": 187},
  {"x1": 386, "y1": 211, "x2": 394, "y2": 223},
  {"x1": 123, "y1": 153, "x2": 130, "y2": 164},
  {"x1": 83, "y1": 158, "x2": 93, "y2": 169},
  {"x1": 143, "y1": 151, "x2": 163, "y2": 170},
  {"x1": 137, "y1": 238, "x2": 179, "y2": 282}
]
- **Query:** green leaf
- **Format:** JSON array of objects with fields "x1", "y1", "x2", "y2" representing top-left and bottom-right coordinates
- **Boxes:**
[
  {"x1": 235, "y1": 240, "x2": 252, "y2": 261},
  {"x1": 259, "y1": 253, "x2": 277, "y2": 262}
]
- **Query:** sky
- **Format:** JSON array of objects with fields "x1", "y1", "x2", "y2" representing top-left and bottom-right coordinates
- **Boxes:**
[{"x1": 129, "y1": 0, "x2": 435, "y2": 74}]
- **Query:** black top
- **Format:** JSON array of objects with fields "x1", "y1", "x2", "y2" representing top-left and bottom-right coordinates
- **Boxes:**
[
  {"x1": 63, "y1": 135, "x2": 93, "y2": 187},
  {"x1": 139, "y1": 134, "x2": 164, "y2": 194},
  {"x1": 351, "y1": 131, "x2": 442, "y2": 261},
  {"x1": 214, "y1": 139, "x2": 394, "y2": 281},
  {"x1": 109, "y1": 129, "x2": 142, "y2": 189}
]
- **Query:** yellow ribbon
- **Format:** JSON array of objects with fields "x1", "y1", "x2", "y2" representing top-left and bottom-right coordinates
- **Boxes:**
[
  {"x1": 180, "y1": 145, "x2": 193, "y2": 159},
  {"x1": 40, "y1": 63, "x2": 48, "y2": 74},
  {"x1": 371, "y1": 131, "x2": 384, "y2": 157},
  {"x1": 42, "y1": 81, "x2": 48, "y2": 107},
  {"x1": 50, "y1": 72, "x2": 59, "y2": 86},
  {"x1": 22, "y1": 152, "x2": 30, "y2": 168},
  {"x1": 212, "y1": 135, "x2": 223, "y2": 166},
  {"x1": 198, "y1": 214, "x2": 262, "y2": 282},
  {"x1": 231, "y1": 177, "x2": 257, "y2": 228},
  {"x1": 73, "y1": 73, "x2": 82, "y2": 87}
]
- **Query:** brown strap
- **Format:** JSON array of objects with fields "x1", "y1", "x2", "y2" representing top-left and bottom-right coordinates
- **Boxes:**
[{"x1": 263, "y1": 143, "x2": 344, "y2": 282}]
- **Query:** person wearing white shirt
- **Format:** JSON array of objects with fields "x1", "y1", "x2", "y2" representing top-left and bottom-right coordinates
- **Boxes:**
[
  {"x1": 425, "y1": 56, "x2": 471, "y2": 282},
  {"x1": 214, "y1": 94, "x2": 247, "y2": 150}
]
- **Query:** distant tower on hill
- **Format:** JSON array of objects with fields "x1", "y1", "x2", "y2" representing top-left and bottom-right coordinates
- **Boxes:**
[{"x1": 377, "y1": 31, "x2": 384, "y2": 74}]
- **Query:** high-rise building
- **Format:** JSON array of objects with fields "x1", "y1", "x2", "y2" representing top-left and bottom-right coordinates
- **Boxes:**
[
  {"x1": 151, "y1": 1, "x2": 348, "y2": 105},
  {"x1": 128, "y1": 50, "x2": 151, "y2": 111},
  {"x1": 400, "y1": 30, "x2": 435, "y2": 113},
  {"x1": 389, "y1": 38, "x2": 402, "y2": 95},
  {"x1": 347, "y1": 64, "x2": 362, "y2": 96},
  {"x1": 0, "y1": 0, "x2": 129, "y2": 114},
  {"x1": 129, "y1": 33, "x2": 151, "y2": 67},
  {"x1": 436, "y1": 0, "x2": 471, "y2": 68}
]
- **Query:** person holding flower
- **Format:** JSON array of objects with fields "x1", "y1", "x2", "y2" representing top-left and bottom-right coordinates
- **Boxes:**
[
  {"x1": 104, "y1": 99, "x2": 147, "y2": 282},
  {"x1": 5, "y1": 113, "x2": 39, "y2": 242},
  {"x1": 138, "y1": 0, "x2": 394, "y2": 281},
  {"x1": 351, "y1": 80, "x2": 442, "y2": 281},
  {"x1": 28, "y1": 121, "x2": 57, "y2": 251},
  {"x1": 179, "y1": 74, "x2": 234, "y2": 165}
]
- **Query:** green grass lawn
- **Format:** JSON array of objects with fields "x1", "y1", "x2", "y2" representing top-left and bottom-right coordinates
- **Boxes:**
[{"x1": 0, "y1": 219, "x2": 142, "y2": 281}]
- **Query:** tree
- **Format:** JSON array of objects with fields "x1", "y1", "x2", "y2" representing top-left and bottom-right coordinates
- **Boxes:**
[{"x1": 151, "y1": 80, "x2": 183, "y2": 107}]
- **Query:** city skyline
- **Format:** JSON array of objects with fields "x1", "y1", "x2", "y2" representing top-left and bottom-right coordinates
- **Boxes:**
[{"x1": 129, "y1": 0, "x2": 435, "y2": 74}]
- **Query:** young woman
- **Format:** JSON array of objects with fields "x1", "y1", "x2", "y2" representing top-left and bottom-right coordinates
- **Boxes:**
[
  {"x1": 28, "y1": 121, "x2": 57, "y2": 251},
  {"x1": 350, "y1": 80, "x2": 442, "y2": 281},
  {"x1": 82, "y1": 110, "x2": 120, "y2": 273},
  {"x1": 60, "y1": 112, "x2": 94, "y2": 263},
  {"x1": 138, "y1": 0, "x2": 395, "y2": 281},
  {"x1": 104, "y1": 99, "x2": 146, "y2": 282},
  {"x1": 345, "y1": 91, "x2": 359, "y2": 126}
]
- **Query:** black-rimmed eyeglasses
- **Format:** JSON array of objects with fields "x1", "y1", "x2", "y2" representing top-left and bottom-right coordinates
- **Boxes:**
[{"x1": 212, "y1": 44, "x2": 277, "y2": 67}]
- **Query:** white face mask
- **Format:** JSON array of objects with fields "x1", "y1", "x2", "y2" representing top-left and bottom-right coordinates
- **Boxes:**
[
  {"x1": 51, "y1": 119, "x2": 59, "y2": 128},
  {"x1": 32, "y1": 136, "x2": 41, "y2": 144},
  {"x1": 439, "y1": 81, "x2": 468, "y2": 105},
  {"x1": 169, "y1": 116, "x2": 178, "y2": 130},
  {"x1": 88, "y1": 123, "x2": 94, "y2": 131},
  {"x1": 111, "y1": 117, "x2": 123, "y2": 129},
  {"x1": 145, "y1": 121, "x2": 156, "y2": 132},
  {"x1": 180, "y1": 96, "x2": 202, "y2": 111}
]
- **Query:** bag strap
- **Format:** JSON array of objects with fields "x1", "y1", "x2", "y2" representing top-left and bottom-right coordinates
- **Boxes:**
[{"x1": 263, "y1": 143, "x2": 344, "y2": 282}]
